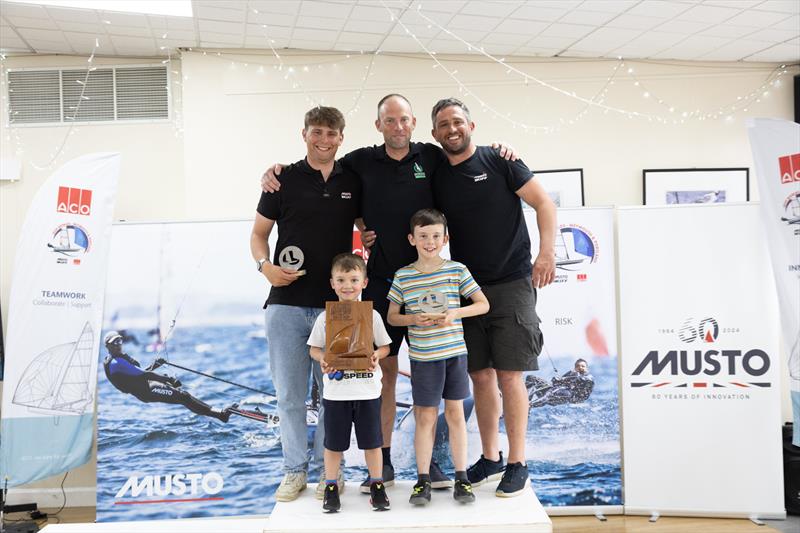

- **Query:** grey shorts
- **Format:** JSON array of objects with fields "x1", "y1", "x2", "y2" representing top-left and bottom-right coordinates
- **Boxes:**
[
  {"x1": 462, "y1": 276, "x2": 543, "y2": 373},
  {"x1": 409, "y1": 356, "x2": 470, "y2": 407}
]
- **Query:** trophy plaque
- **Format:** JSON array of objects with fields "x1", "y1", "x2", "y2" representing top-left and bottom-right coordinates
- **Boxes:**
[
  {"x1": 278, "y1": 245, "x2": 306, "y2": 276},
  {"x1": 324, "y1": 301, "x2": 373, "y2": 370},
  {"x1": 418, "y1": 289, "x2": 448, "y2": 319}
]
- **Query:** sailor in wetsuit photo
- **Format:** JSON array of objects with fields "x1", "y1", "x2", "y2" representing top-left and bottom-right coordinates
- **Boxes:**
[
  {"x1": 102, "y1": 330, "x2": 235, "y2": 422},
  {"x1": 526, "y1": 358, "x2": 595, "y2": 409}
]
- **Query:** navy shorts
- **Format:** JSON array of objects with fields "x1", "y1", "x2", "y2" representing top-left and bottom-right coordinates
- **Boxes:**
[
  {"x1": 462, "y1": 277, "x2": 543, "y2": 373},
  {"x1": 363, "y1": 276, "x2": 407, "y2": 356},
  {"x1": 322, "y1": 397, "x2": 383, "y2": 452},
  {"x1": 409, "y1": 356, "x2": 470, "y2": 407}
]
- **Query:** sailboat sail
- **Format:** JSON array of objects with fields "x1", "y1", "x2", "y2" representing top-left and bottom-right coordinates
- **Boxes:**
[
  {"x1": 12, "y1": 322, "x2": 94, "y2": 414},
  {"x1": 555, "y1": 228, "x2": 587, "y2": 268}
]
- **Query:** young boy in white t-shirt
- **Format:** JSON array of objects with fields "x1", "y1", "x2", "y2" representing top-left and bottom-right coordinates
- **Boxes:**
[{"x1": 308, "y1": 253, "x2": 393, "y2": 513}]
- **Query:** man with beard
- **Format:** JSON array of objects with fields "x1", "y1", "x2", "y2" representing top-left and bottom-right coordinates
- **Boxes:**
[{"x1": 430, "y1": 97, "x2": 556, "y2": 498}]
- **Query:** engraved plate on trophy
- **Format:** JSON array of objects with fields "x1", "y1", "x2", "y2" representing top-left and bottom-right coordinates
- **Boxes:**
[
  {"x1": 418, "y1": 289, "x2": 448, "y2": 316},
  {"x1": 324, "y1": 301, "x2": 373, "y2": 371},
  {"x1": 278, "y1": 245, "x2": 306, "y2": 276}
]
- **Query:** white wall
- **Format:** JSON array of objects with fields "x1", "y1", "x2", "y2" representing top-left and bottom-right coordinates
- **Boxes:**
[{"x1": 0, "y1": 49, "x2": 796, "y2": 501}]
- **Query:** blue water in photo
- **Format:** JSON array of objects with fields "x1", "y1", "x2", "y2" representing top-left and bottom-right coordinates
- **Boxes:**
[{"x1": 97, "y1": 325, "x2": 621, "y2": 521}]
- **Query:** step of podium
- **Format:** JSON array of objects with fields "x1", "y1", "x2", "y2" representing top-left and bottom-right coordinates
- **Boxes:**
[
  {"x1": 40, "y1": 482, "x2": 551, "y2": 533},
  {"x1": 266, "y1": 479, "x2": 552, "y2": 533}
]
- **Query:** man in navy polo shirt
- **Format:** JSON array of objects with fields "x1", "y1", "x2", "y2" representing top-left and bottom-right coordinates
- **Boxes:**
[
  {"x1": 250, "y1": 106, "x2": 360, "y2": 502},
  {"x1": 430, "y1": 97, "x2": 556, "y2": 498}
]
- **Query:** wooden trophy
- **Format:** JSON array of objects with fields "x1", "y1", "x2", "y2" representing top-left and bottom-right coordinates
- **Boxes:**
[{"x1": 324, "y1": 301, "x2": 373, "y2": 370}]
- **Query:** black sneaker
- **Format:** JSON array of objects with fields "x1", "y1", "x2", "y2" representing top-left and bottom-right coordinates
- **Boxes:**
[
  {"x1": 429, "y1": 460, "x2": 453, "y2": 489},
  {"x1": 409, "y1": 480, "x2": 431, "y2": 506},
  {"x1": 322, "y1": 483, "x2": 341, "y2": 512},
  {"x1": 453, "y1": 479, "x2": 475, "y2": 504},
  {"x1": 495, "y1": 461, "x2": 529, "y2": 498},
  {"x1": 360, "y1": 464, "x2": 395, "y2": 494},
  {"x1": 467, "y1": 452, "x2": 505, "y2": 486},
  {"x1": 370, "y1": 482, "x2": 390, "y2": 511}
]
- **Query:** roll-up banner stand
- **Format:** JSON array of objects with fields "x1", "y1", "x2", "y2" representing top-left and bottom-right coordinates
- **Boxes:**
[
  {"x1": 525, "y1": 206, "x2": 623, "y2": 515},
  {"x1": 618, "y1": 203, "x2": 785, "y2": 519},
  {"x1": 1, "y1": 153, "x2": 120, "y2": 487}
]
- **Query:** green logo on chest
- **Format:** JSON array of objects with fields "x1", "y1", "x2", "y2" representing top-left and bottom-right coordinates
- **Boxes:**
[{"x1": 413, "y1": 162, "x2": 427, "y2": 179}]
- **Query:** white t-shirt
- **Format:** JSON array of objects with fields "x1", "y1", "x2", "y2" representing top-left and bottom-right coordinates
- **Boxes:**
[{"x1": 307, "y1": 309, "x2": 392, "y2": 401}]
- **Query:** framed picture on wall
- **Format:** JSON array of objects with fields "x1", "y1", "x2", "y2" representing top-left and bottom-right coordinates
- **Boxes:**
[
  {"x1": 530, "y1": 168, "x2": 585, "y2": 208},
  {"x1": 643, "y1": 168, "x2": 749, "y2": 206}
]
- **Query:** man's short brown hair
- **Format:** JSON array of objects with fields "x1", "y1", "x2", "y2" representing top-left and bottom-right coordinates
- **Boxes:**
[
  {"x1": 331, "y1": 253, "x2": 366, "y2": 275},
  {"x1": 304, "y1": 106, "x2": 345, "y2": 133}
]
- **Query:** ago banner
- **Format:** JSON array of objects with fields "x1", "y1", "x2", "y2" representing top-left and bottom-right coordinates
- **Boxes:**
[
  {"x1": 618, "y1": 203, "x2": 784, "y2": 518},
  {"x1": 1, "y1": 153, "x2": 120, "y2": 486},
  {"x1": 524, "y1": 206, "x2": 622, "y2": 512},
  {"x1": 747, "y1": 118, "x2": 800, "y2": 446}
]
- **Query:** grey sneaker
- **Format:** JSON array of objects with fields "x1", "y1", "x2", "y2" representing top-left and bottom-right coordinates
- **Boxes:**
[
  {"x1": 359, "y1": 464, "x2": 395, "y2": 494},
  {"x1": 276, "y1": 471, "x2": 307, "y2": 502},
  {"x1": 315, "y1": 469, "x2": 345, "y2": 500},
  {"x1": 430, "y1": 460, "x2": 453, "y2": 489}
]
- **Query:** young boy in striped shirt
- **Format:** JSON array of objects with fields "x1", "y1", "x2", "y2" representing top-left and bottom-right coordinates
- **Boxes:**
[{"x1": 387, "y1": 208, "x2": 490, "y2": 506}]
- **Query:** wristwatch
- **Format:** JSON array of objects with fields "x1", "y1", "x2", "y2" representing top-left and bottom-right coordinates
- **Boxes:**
[{"x1": 256, "y1": 258, "x2": 268, "y2": 272}]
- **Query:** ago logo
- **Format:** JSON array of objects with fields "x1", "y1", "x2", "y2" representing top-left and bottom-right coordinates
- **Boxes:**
[
  {"x1": 779, "y1": 153, "x2": 800, "y2": 184},
  {"x1": 114, "y1": 471, "x2": 224, "y2": 504},
  {"x1": 56, "y1": 186, "x2": 92, "y2": 216},
  {"x1": 630, "y1": 316, "x2": 771, "y2": 389}
]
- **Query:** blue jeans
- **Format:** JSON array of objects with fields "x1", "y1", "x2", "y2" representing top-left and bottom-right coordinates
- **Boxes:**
[{"x1": 265, "y1": 304, "x2": 325, "y2": 474}]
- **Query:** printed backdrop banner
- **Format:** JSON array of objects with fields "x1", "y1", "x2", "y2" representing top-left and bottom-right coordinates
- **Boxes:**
[
  {"x1": 1, "y1": 153, "x2": 120, "y2": 487},
  {"x1": 97, "y1": 220, "x2": 276, "y2": 521},
  {"x1": 747, "y1": 118, "x2": 800, "y2": 446},
  {"x1": 524, "y1": 206, "x2": 622, "y2": 511},
  {"x1": 618, "y1": 204, "x2": 784, "y2": 518}
]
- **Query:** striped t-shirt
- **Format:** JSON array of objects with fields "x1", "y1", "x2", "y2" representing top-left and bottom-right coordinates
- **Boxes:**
[{"x1": 388, "y1": 259, "x2": 480, "y2": 362}]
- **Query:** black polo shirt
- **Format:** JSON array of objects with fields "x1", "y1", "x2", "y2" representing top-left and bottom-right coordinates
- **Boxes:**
[
  {"x1": 342, "y1": 142, "x2": 443, "y2": 280},
  {"x1": 257, "y1": 158, "x2": 361, "y2": 308},
  {"x1": 433, "y1": 145, "x2": 533, "y2": 286}
]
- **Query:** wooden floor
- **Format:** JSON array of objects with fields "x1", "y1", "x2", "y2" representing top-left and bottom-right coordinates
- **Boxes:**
[{"x1": 10, "y1": 507, "x2": 786, "y2": 533}]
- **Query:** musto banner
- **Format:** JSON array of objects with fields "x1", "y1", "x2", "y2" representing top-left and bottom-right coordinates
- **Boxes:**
[
  {"x1": 747, "y1": 118, "x2": 800, "y2": 446},
  {"x1": 618, "y1": 203, "x2": 784, "y2": 518},
  {"x1": 1, "y1": 153, "x2": 119, "y2": 487},
  {"x1": 524, "y1": 206, "x2": 622, "y2": 510},
  {"x1": 97, "y1": 220, "x2": 279, "y2": 521}
]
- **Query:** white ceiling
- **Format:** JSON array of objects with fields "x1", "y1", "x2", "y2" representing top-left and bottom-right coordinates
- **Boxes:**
[{"x1": 0, "y1": 0, "x2": 798, "y2": 62}]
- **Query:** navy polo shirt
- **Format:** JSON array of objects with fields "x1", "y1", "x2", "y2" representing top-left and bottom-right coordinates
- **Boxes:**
[
  {"x1": 342, "y1": 142, "x2": 443, "y2": 280},
  {"x1": 257, "y1": 158, "x2": 361, "y2": 308},
  {"x1": 433, "y1": 146, "x2": 534, "y2": 286}
]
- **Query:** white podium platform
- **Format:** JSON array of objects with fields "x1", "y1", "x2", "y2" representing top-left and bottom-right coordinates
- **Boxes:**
[
  {"x1": 267, "y1": 480, "x2": 551, "y2": 533},
  {"x1": 40, "y1": 481, "x2": 551, "y2": 533}
]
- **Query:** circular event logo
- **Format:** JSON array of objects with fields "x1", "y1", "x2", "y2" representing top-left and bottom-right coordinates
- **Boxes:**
[
  {"x1": 48, "y1": 223, "x2": 91, "y2": 256},
  {"x1": 782, "y1": 191, "x2": 800, "y2": 234},
  {"x1": 556, "y1": 224, "x2": 599, "y2": 271}
]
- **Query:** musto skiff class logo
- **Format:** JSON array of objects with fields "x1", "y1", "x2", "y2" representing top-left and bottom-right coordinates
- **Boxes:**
[
  {"x1": 115, "y1": 472, "x2": 224, "y2": 504},
  {"x1": 782, "y1": 190, "x2": 800, "y2": 237},
  {"x1": 630, "y1": 316, "x2": 772, "y2": 399},
  {"x1": 553, "y1": 224, "x2": 598, "y2": 283},
  {"x1": 48, "y1": 223, "x2": 91, "y2": 265}
]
